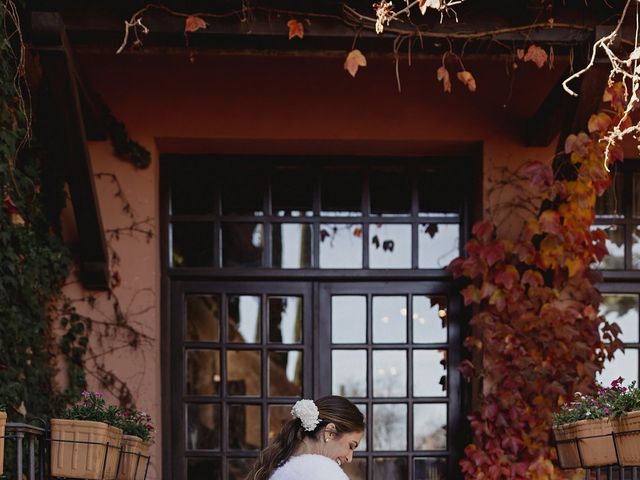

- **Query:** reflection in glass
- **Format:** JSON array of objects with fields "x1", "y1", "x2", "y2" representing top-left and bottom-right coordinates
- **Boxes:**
[
  {"x1": 186, "y1": 350, "x2": 220, "y2": 395},
  {"x1": 633, "y1": 227, "x2": 640, "y2": 269},
  {"x1": 220, "y1": 172, "x2": 264, "y2": 215},
  {"x1": 355, "y1": 404, "x2": 367, "y2": 451},
  {"x1": 269, "y1": 296, "x2": 302, "y2": 344},
  {"x1": 268, "y1": 351, "x2": 303, "y2": 396},
  {"x1": 418, "y1": 169, "x2": 461, "y2": 217},
  {"x1": 228, "y1": 458, "x2": 253, "y2": 480},
  {"x1": 369, "y1": 224, "x2": 412, "y2": 269},
  {"x1": 228, "y1": 404, "x2": 261, "y2": 450},
  {"x1": 320, "y1": 170, "x2": 362, "y2": 216},
  {"x1": 222, "y1": 223, "x2": 264, "y2": 267},
  {"x1": 272, "y1": 168, "x2": 314, "y2": 217},
  {"x1": 415, "y1": 457, "x2": 447, "y2": 480},
  {"x1": 171, "y1": 172, "x2": 215, "y2": 215},
  {"x1": 601, "y1": 294, "x2": 639, "y2": 343},
  {"x1": 186, "y1": 403, "x2": 220, "y2": 450},
  {"x1": 594, "y1": 225, "x2": 624, "y2": 269},
  {"x1": 227, "y1": 350, "x2": 261, "y2": 396},
  {"x1": 332, "y1": 296, "x2": 366, "y2": 344},
  {"x1": 413, "y1": 350, "x2": 447, "y2": 397},
  {"x1": 272, "y1": 224, "x2": 312, "y2": 268},
  {"x1": 413, "y1": 296, "x2": 447, "y2": 343},
  {"x1": 373, "y1": 457, "x2": 408, "y2": 479},
  {"x1": 269, "y1": 405, "x2": 292, "y2": 440},
  {"x1": 343, "y1": 458, "x2": 366, "y2": 480},
  {"x1": 418, "y1": 223, "x2": 459, "y2": 269},
  {"x1": 414, "y1": 404, "x2": 447, "y2": 450},
  {"x1": 596, "y1": 171, "x2": 623, "y2": 217},
  {"x1": 373, "y1": 296, "x2": 407, "y2": 343},
  {"x1": 373, "y1": 350, "x2": 407, "y2": 397},
  {"x1": 373, "y1": 404, "x2": 407, "y2": 450},
  {"x1": 598, "y1": 348, "x2": 639, "y2": 386},
  {"x1": 186, "y1": 295, "x2": 220, "y2": 341},
  {"x1": 319, "y1": 224, "x2": 363, "y2": 269},
  {"x1": 172, "y1": 222, "x2": 214, "y2": 267},
  {"x1": 228, "y1": 295, "x2": 261, "y2": 343},
  {"x1": 370, "y1": 169, "x2": 411, "y2": 216},
  {"x1": 332, "y1": 350, "x2": 367, "y2": 397},
  {"x1": 187, "y1": 458, "x2": 221, "y2": 480}
]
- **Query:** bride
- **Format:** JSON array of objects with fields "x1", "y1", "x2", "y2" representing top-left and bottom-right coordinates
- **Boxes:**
[{"x1": 246, "y1": 395, "x2": 365, "y2": 480}]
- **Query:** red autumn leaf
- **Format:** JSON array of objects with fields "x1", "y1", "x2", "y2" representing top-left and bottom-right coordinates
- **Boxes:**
[
  {"x1": 461, "y1": 285, "x2": 481, "y2": 306},
  {"x1": 523, "y1": 44, "x2": 547, "y2": 68},
  {"x1": 588, "y1": 112, "x2": 612, "y2": 133},
  {"x1": 184, "y1": 15, "x2": 207, "y2": 33},
  {"x1": 539, "y1": 209, "x2": 562, "y2": 235},
  {"x1": 437, "y1": 66, "x2": 451, "y2": 93},
  {"x1": 483, "y1": 242, "x2": 506, "y2": 266},
  {"x1": 3, "y1": 195, "x2": 18, "y2": 214},
  {"x1": 521, "y1": 160, "x2": 553, "y2": 188},
  {"x1": 457, "y1": 70, "x2": 476, "y2": 92},
  {"x1": 494, "y1": 265, "x2": 519, "y2": 290},
  {"x1": 472, "y1": 221, "x2": 493, "y2": 243},
  {"x1": 287, "y1": 19, "x2": 304, "y2": 40},
  {"x1": 564, "y1": 132, "x2": 591, "y2": 155},
  {"x1": 344, "y1": 49, "x2": 367, "y2": 77},
  {"x1": 521, "y1": 269, "x2": 543, "y2": 288}
]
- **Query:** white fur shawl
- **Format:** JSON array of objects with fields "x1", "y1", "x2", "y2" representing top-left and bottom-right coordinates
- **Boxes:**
[{"x1": 270, "y1": 454, "x2": 349, "y2": 480}]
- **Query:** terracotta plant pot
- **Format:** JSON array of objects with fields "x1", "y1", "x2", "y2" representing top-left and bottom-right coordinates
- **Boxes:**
[
  {"x1": 574, "y1": 418, "x2": 617, "y2": 467},
  {"x1": 0, "y1": 411, "x2": 6, "y2": 475},
  {"x1": 117, "y1": 435, "x2": 150, "y2": 480},
  {"x1": 553, "y1": 422, "x2": 581, "y2": 469},
  {"x1": 613, "y1": 410, "x2": 640, "y2": 466},
  {"x1": 50, "y1": 419, "x2": 123, "y2": 480}
]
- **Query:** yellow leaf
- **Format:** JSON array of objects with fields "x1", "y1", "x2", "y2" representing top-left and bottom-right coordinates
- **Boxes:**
[
  {"x1": 287, "y1": 19, "x2": 304, "y2": 40},
  {"x1": 457, "y1": 70, "x2": 476, "y2": 92},
  {"x1": 437, "y1": 66, "x2": 451, "y2": 93},
  {"x1": 588, "y1": 112, "x2": 612, "y2": 133},
  {"x1": 185, "y1": 15, "x2": 207, "y2": 33},
  {"x1": 344, "y1": 49, "x2": 367, "y2": 77}
]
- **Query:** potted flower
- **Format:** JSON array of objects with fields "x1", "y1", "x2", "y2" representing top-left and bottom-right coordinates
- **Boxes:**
[
  {"x1": 0, "y1": 405, "x2": 6, "y2": 476},
  {"x1": 50, "y1": 390, "x2": 123, "y2": 480},
  {"x1": 606, "y1": 378, "x2": 640, "y2": 466},
  {"x1": 552, "y1": 389, "x2": 616, "y2": 468},
  {"x1": 115, "y1": 408, "x2": 154, "y2": 480}
]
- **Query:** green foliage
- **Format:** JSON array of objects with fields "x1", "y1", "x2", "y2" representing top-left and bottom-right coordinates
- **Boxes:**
[
  {"x1": 116, "y1": 408, "x2": 154, "y2": 443},
  {"x1": 62, "y1": 391, "x2": 119, "y2": 425}
]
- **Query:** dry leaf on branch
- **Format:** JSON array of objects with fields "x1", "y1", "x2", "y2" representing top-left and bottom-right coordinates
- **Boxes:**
[
  {"x1": 419, "y1": 0, "x2": 442, "y2": 14},
  {"x1": 437, "y1": 66, "x2": 452, "y2": 93},
  {"x1": 524, "y1": 44, "x2": 548, "y2": 68},
  {"x1": 287, "y1": 19, "x2": 304, "y2": 39},
  {"x1": 344, "y1": 49, "x2": 367, "y2": 77},
  {"x1": 457, "y1": 70, "x2": 476, "y2": 92},
  {"x1": 587, "y1": 112, "x2": 612, "y2": 133},
  {"x1": 185, "y1": 15, "x2": 207, "y2": 33}
]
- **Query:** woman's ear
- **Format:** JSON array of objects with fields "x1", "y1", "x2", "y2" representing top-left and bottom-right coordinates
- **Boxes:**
[{"x1": 325, "y1": 423, "x2": 337, "y2": 436}]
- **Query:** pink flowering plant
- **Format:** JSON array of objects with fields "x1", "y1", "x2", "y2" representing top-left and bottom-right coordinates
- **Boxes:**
[
  {"x1": 116, "y1": 408, "x2": 154, "y2": 443},
  {"x1": 603, "y1": 377, "x2": 640, "y2": 418},
  {"x1": 62, "y1": 390, "x2": 119, "y2": 425}
]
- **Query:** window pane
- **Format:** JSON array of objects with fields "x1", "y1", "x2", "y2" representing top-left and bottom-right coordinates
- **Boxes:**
[
  {"x1": 633, "y1": 226, "x2": 640, "y2": 269},
  {"x1": 171, "y1": 171, "x2": 215, "y2": 215},
  {"x1": 187, "y1": 458, "x2": 221, "y2": 480},
  {"x1": 227, "y1": 350, "x2": 261, "y2": 396},
  {"x1": 373, "y1": 457, "x2": 407, "y2": 479},
  {"x1": 373, "y1": 296, "x2": 407, "y2": 343},
  {"x1": 594, "y1": 224, "x2": 624, "y2": 269},
  {"x1": 415, "y1": 457, "x2": 447, "y2": 480},
  {"x1": 370, "y1": 168, "x2": 411, "y2": 216},
  {"x1": 228, "y1": 295, "x2": 261, "y2": 343},
  {"x1": 272, "y1": 168, "x2": 314, "y2": 216},
  {"x1": 269, "y1": 405, "x2": 292, "y2": 441},
  {"x1": 172, "y1": 222, "x2": 214, "y2": 267},
  {"x1": 598, "y1": 348, "x2": 639, "y2": 386},
  {"x1": 373, "y1": 404, "x2": 407, "y2": 450},
  {"x1": 186, "y1": 350, "x2": 220, "y2": 395},
  {"x1": 320, "y1": 169, "x2": 362, "y2": 216},
  {"x1": 373, "y1": 350, "x2": 407, "y2": 397},
  {"x1": 222, "y1": 223, "x2": 264, "y2": 267},
  {"x1": 413, "y1": 296, "x2": 447, "y2": 343},
  {"x1": 272, "y1": 224, "x2": 312, "y2": 268},
  {"x1": 414, "y1": 350, "x2": 447, "y2": 397},
  {"x1": 343, "y1": 458, "x2": 366, "y2": 480},
  {"x1": 369, "y1": 224, "x2": 412, "y2": 269},
  {"x1": 186, "y1": 295, "x2": 220, "y2": 342},
  {"x1": 633, "y1": 171, "x2": 640, "y2": 218},
  {"x1": 319, "y1": 224, "x2": 363, "y2": 268},
  {"x1": 268, "y1": 351, "x2": 303, "y2": 396},
  {"x1": 418, "y1": 169, "x2": 460, "y2": 217},
  {"x1": 414, "y1": 404, "x2": 447, "y2": 450},
  {"x1": 332, "y1": 350, "x2": 367, "y2": 397},
  {"x1": 601, "y1": 294, "x2": 639, "y2": 343},
  {"x1": 355, "y1": 404, "x2": 367, "y2": 451},
  {"x1": 228, "y1": 404, "x2": 261, "y2": 450},
  {"x1": 220, "y1": 171, "x2": 264, "y2": 215},
  {"x1": 228, "y1": 458, "x2": 253, "y2": 480},
  {"x1": 186, "y1": 403, "x2": 220, "y2": 450},
  {"x1": 332, "y1": 296, "x2": 366, "y2": 344},
  {"x1": 418, "y1": 223, "x2": 459, "y2": 269},
  {"x1": 596, "y1": 171, "x2": 623, "y2": 218},
  {"x1": 268, "y1": 296, "x2": 302, "y2": 344}
]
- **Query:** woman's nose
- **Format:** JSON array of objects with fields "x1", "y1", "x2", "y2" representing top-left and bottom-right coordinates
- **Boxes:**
[{"x1": 346, "y1": 451, "x2": 353, "y2": 463}]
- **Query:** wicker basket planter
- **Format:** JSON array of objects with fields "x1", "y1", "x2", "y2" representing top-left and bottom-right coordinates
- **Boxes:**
[
  {"x1": 50, "y1": 419, "x2": 123, "y2": 480},
  {"x1": 0, "y1": 411, "x2": 6, "y2": 476},
  {"x1": 574, "y1": 418, "x2": 617, "y2": 467},
  {"x1": 117, "y1": 435, "x2": 150, "y2": 480},
  {"x1": 613, "y1": 410, "x2": 640, "y2": 466},
  {"x1": 553, "y1": 422, "x2": 581, "y2": 469}
]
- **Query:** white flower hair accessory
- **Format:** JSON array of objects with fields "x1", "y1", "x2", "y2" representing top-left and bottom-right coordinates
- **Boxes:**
[{"x1": 291, "y1": 399, "x2": 321, "y2": 431}]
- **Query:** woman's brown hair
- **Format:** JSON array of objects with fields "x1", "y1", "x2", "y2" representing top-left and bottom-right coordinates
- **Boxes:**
[{"x1": 245, "y1": 395, "x2": 365, "y2": 480}]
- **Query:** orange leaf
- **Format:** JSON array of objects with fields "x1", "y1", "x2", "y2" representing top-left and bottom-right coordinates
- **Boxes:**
[
  {"x1": 185, "y1": 15, "x2": 207, "y2": 33},
  {"x1": 344, "y1": 49, "x2": 367, "y2": 77},
  {"x1": 524, "y1": 44, "x2": 547, "y2": 68},
  {"x1": 437, "y1": 66, "x2": 451, "y2": 93},
  {"x1": 588, "y1": 112, "x2": 612, "y2": 133},
  {"x1": 287, "y1": 19, "x2": 304, "y2": 40},
  {"x1": 457, "y1": 70, "x2": 476, "y2": 92}
]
